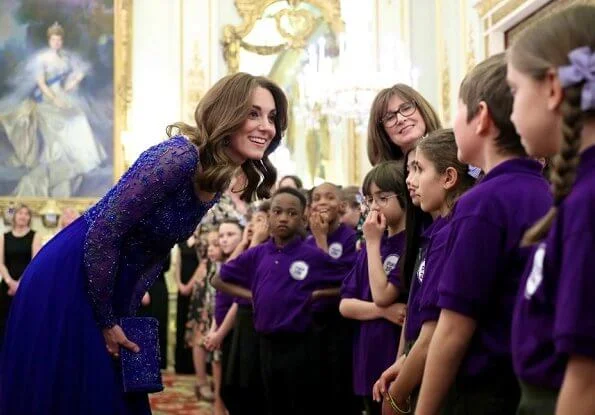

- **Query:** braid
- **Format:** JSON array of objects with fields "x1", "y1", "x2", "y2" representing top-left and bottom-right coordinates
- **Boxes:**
[{"x1": 522, "y1": 84, "x2": 584, "y2": 245}]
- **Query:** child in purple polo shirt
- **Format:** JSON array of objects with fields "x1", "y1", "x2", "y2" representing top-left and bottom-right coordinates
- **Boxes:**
[
  {"x1": 506, "y1": 6, "x2": 595, "y2": 414},
  {"x1": 339, "y1": 161, "x2": 408, "y2": 415},
  {"x1": 307, "y1": 181, "x2": 360, "y2": 414},
  {"x1": 219, "y1": 187, "x2": 350, "y2": 415},
  {"x1": 372, "y1": 147, "x2": 432, "y2": 402},
  {"x1": 416, "y1": 54, "x2": 553, "y2": 415},
  {"x1": 380, "y1": 129, "x2": 476, "y2": 413}
]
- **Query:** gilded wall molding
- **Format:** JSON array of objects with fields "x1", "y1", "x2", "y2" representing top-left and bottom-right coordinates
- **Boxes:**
[
  {"x1": 435, "y1": 0, "x2": 451, "y2": 124},
  {"x1": 222, "y1": 0, "x2": 343, "y2": 73}
]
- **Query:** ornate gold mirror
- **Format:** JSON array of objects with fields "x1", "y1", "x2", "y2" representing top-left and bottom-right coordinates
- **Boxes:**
[{"x1": 222, "y1": 0, "x2": 349, "y2": 186}]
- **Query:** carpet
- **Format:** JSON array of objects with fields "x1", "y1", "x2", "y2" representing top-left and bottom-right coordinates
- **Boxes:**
[{"x1": 150, "y1": 372, "x2": 213, "y2": 415}]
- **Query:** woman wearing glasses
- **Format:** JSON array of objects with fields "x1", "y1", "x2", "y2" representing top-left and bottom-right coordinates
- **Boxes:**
[{"x1": 367, "y1": 84, "x2": 441, "y2": 165}]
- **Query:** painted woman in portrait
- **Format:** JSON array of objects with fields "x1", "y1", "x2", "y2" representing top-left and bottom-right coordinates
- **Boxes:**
[{"x1": 0, "y1": 21, "x2": 107, "y2": 197}]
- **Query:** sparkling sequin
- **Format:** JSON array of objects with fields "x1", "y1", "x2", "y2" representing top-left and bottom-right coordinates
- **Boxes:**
[{"x1": 83, "y1": 136, "x2": 220, "y2": 328}]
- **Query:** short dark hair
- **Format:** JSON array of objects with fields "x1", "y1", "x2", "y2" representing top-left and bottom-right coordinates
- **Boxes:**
[
  {"x1": 308, "y1": 182, "x2": 341, "y2": 204},
  {"x1": 362, "y1": 161, "x2": 407, "y2": 208},
  {"x1": 273, "y1": 186, "x2": 307, "y2": 212},
  {"x1": 459, "y1": 53, "x2": 526, "y2": 157}
]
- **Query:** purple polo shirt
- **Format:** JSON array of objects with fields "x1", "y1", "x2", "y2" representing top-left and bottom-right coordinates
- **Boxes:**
[
  {"x1": 437, "y1": 158, "x2": 552, "y2": 379},
  {"x1": 340, "y1": 231, "x2": 405, "y2": 396},
  {"x1": 405, "y1": 218, "x2": 440, "y2": 342},
  {"x1": 220, "y1": 237, "x2": 350, "y2": 334},
  {"x1": 214, "y1": 291, "x2": 234, "y2": 327},
  {"x1": 306, "y1": 223, "x2": 358, "y2": 312},
  {"x1": 513, "y1": 146, "x2": 595, "y2": 389},
  {"x1": 417, "y1": 216, "x2": 451, "y2": 327}
]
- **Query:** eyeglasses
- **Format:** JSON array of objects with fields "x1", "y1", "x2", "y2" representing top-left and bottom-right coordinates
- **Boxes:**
[
  {"x1": 363, "y1": 194, "x2": 399, "y2": 207},
  {"x1": 380, "y1": 101, "x2": 417, "y2": 128}
]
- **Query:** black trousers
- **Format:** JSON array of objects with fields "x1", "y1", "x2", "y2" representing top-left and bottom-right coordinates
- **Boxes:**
[
  {"x1": 312, "y1": 309, "x2": 361, "y2": 415},
  {"x1": 260, "y1": 330, "x2": 324, "y2": 415}
]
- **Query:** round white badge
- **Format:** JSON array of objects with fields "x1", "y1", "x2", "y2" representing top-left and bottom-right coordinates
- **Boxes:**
[
  {"x1": 328, "y1": 242, "x2": 344, "y2": 259},
  {"x1": 525, "y1": 243, "x2": 546, "y2": 299},
  {"x1": 383, "y1": 254, "x2": 400, "y2": 274},
  {"x1": 289, "y1": 260, "x2": 309, "y2": 281},
  {"x1": 417, "y1": 259, "x2": 426, "y2": 283}
]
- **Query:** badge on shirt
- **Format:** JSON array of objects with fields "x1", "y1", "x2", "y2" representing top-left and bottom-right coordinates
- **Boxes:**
[
  {"x1": 417, "y1": 259, "x2": 426, "y2": 283},
  {"x1": 328, "y1": 242, "x2": 344, "y2": 259},
  {"x1": 383, "y1": 254, "x2": 400, "y2": 274},
  {"x1": 290, "y1": 260, "x2": 309, "y2": 281},
  {"x1": 524, "y1": 243, "x2": 546, "y2": 299}
]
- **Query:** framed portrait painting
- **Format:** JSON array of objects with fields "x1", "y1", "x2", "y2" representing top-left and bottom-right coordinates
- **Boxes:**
[{"x1": 0, "y1": 0, "x2": 131, "y2": 214}]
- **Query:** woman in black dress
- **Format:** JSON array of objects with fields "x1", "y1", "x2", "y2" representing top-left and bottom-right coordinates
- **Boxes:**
[
  {"x1": 0, "y1": 205, "x2": 41, "y2": 348},
  {"x1": 174, "y1": 233, "x2": 201, "y2": 373}
]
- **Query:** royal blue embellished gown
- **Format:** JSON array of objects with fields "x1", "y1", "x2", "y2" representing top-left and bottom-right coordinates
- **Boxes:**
[{"x1": 0, "y1": 136, "x2": 219, "y2": 414}]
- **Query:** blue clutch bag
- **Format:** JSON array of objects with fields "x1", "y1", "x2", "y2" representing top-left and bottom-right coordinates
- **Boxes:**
[{"x1": 119, "y1": 317, "x2": 164, "y2": 394}]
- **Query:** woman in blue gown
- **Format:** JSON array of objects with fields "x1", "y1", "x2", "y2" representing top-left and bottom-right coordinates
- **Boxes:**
[{"x1": 0, "y1": 72, "x2": 287, "y2": 415}]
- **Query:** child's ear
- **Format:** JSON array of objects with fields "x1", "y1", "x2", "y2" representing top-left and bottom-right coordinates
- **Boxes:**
[
  {"x1": 338, "y1": 200, "x2": 347, "y2": 216},
  {"x1": 442, "y1": 167, "x2": 459, "y2": 190},
  {"x1": 475, "y1": 101, "x2": 492, "y2": 136},
  {"x1": 545, "y1": 68, "x2": 564, "y2": 112}
]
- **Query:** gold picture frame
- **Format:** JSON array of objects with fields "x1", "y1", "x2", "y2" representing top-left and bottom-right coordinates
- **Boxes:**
[{"x1": 0, "y1": 0, "x2": 133, "y2": 215}]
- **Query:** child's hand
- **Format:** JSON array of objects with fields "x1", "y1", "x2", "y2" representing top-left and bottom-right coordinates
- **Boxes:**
[
  {"x1": 309, "y1": 211, "x2": 329, "y2": 239},
  {"x1": 363, "y1": 211, "x2": 386, "y2": 244},
  {"x1": 372, "y1": 354, "x2": 407, "y2": 402},
  {"x1": 382, "y1": 303, "x2": 407, "y2": 325},
  {"x1": 204, "y1": 330, "x2": 223, "y2": 351},
  {"x1": 6, "y1": 280, "x2": 19, "y2": 296},
  {"x1": 241, "y1": 224, "x2": 253, "y2": 246},
  {"x1": 251, "y1": 220, "x2": 270, "y2": 245},
  {"x1": 141, "y1": 292, "x2": 151, "y2": 306}
]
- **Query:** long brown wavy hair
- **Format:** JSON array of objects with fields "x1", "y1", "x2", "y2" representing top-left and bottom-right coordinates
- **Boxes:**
[
  {"x1": 167, "y1": 73, "x2": 288, "y2": 202},
  {"x1": 367, "y1": 84, "x2": 442, "y2": 165},
  {"x1": 507, "y1": 5, "x2": 595, "y2": 245}
]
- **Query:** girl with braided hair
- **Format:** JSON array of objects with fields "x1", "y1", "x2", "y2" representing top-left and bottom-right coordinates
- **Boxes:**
[
  {"x1": 506, "y1": 5, "x2": 595, "y2": 415},
  {"x1": 415, "y1": 53, "x2": 553, "y2": 415}
]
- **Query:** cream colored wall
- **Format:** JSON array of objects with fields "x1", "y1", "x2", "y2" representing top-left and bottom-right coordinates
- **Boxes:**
[{"x1": 123, "y1": 0, "x2": 486, "y2": 181}]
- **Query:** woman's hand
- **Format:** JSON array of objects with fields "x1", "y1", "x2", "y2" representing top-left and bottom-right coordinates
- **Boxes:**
[{"x1": 102, "y1": 324, "x2": 140, "y2": 358}]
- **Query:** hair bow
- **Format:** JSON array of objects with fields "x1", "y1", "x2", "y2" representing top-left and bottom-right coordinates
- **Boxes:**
[{"x1": 558, "y1": 46, "x2": 595, "y2": 111}]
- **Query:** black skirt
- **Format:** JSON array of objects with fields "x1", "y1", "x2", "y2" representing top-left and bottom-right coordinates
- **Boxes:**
[{"x1": 224, "y1": 305, "x2": 266, "y2": 413}]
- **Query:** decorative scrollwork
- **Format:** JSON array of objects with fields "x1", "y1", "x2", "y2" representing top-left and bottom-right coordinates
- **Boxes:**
[{"x1": 222, "y1": 0, "x2": 343, "y2": 74}]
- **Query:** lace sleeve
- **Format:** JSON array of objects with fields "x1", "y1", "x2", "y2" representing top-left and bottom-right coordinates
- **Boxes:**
[{"x1": 84, "y1": 139, "x2": 199, "y2": 328}]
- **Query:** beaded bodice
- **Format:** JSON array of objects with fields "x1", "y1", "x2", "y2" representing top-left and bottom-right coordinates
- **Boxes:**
[{"x1": 83, "y1": 136, "x2": 220, "y2": 328}]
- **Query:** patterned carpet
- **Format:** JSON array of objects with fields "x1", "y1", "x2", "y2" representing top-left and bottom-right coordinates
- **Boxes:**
[{"x1": 150, "y1": 372, "x2": 213, "y2": 415}]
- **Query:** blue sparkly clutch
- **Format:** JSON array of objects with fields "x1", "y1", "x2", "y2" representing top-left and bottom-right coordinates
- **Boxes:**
[{"x1": 119, "y1": 317, "x2": 164, "y2": 394}]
